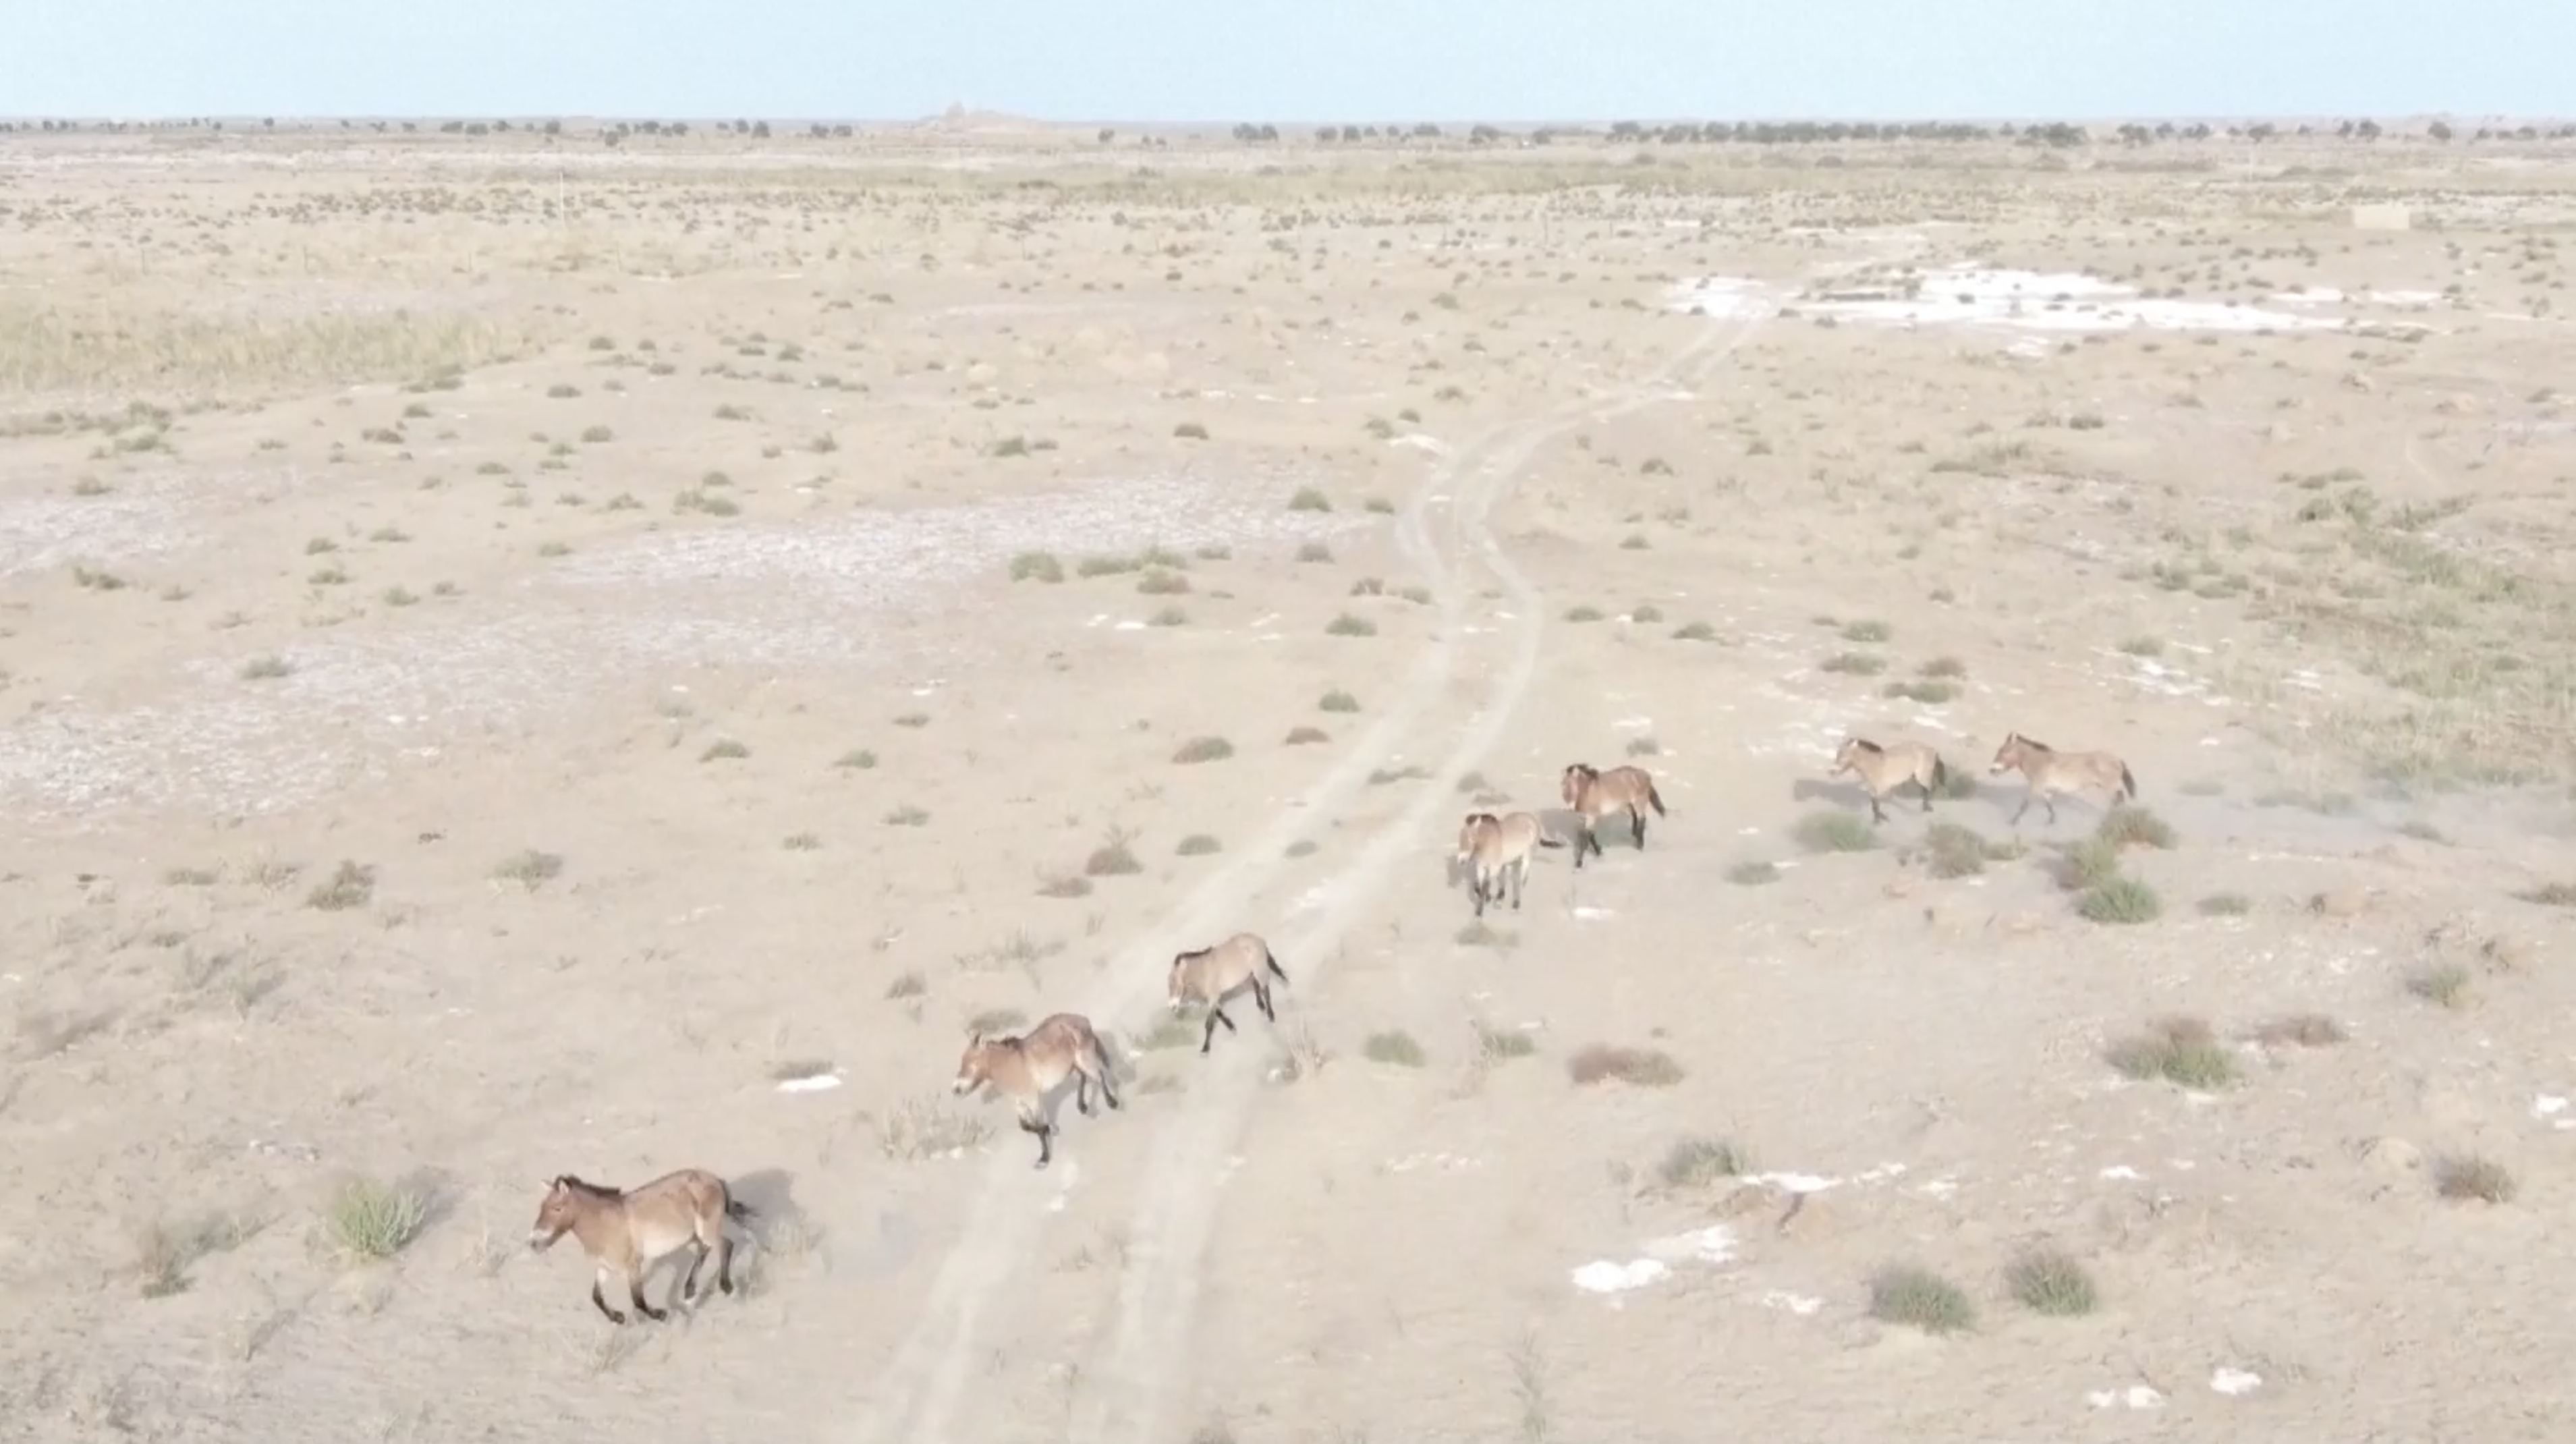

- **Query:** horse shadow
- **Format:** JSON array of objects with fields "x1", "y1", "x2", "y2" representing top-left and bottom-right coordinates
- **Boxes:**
[
  {"x1": 708, "y1": 1167, "x2": 823, "y2": 1302},
  {"x1": 1540, "y1": 805, "x2": 1642, "y2": 852}
]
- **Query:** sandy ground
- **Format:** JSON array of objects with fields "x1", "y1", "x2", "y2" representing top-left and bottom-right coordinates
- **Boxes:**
[{"x1": 3, "y1": 130, "x2": 2574, "y2": 1444}]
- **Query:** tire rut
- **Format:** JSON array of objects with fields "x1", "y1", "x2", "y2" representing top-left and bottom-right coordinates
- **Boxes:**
[{"x1": 1055, "y1": 306, "x2": 1779, "y2": 1444}]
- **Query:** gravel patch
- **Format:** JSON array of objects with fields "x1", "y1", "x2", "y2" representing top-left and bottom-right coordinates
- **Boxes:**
[{"x1": 0, "y1": 469, "x2": 1371, "y2": 820}]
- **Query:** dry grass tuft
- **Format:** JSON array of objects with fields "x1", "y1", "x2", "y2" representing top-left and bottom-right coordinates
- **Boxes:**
[
  {"x1": 319, "y1": 1176, "x2": 429, "y2": 1265},
  {"x1": 1362, "y1": 1030, "x2": 1427, "y2": 1067},
  {"x1": 2003, "y1": 1247, "x2": 2098, "y2": 1316},
  {"x1": 875, "y1": 1094, "x2": 995, "y2": 1161},
  {"x1": 1009, "y1": 551, "x2": 1065, "y2": 583},
  {"x1": 1792, "y1": 810, "x2": 1876, "y2": 854},
  {"x1": 1922, "y1": 821, "x2": 2011, "y2": 879},
  {"x1": 2407, "y1": 963, "x2": 2474, "y2": 1009},
  {"x1": 492, "y1": 849, "x2": 563, "y2": 890},
  {"x1": 130, "y1": 1210, "x2": 262, "y2": 1298},
  {"x1": 2077, "y1": 874, "x2": 2163, "y2": 924},
  {"x1": 2434, "y1": 1154, "x2": 2517, "y2": 1204},
  {"x1": 2054, "y1": 837, "x2": 2123, "y2": 890},
  {"x1": 1567, "y1": 1043, "x2": 1685, "y2": 1088},
  {"x1": 2105, "y1": 1015, "x2": 2236, "y2": 1090},
  {"x1": 306, "y1": 860, "x2": 376, "y2": 912},
  {"x1": 1656, "y1": 1136, "x2": 1748, "y2": 1188},
  {"x1": 1868, "y1": 1264, "x2": 1974, "y2": 1334},
  {"x1": 2251, "y1": 1013, "x2": 2347, "y2": 1048},
  {"x1": 1084, "y1": 827, "x2": 1143, "y2": 877},
  {"x1": 2096, "y1": 805, "x2": 2177, "y2": 850},
  {"x1": 0, "y1": 301, "x2": 530, "y2": 393},
  {"x1": 1172, "y1": 736, "x2": 1235, "y2": 765}
]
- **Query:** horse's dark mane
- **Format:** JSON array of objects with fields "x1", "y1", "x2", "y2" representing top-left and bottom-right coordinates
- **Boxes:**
[
  {"x1": 1850, "y1": 738, "x2": 1884, "y2": 754},
  {"x1": 557, "y1": 1174, "x2": 621, "y2": 1199},
  {"x1": 2018, "y1": 734, "x2": 2056, "y2": 753},
  {"x1": 1174, "y1": 946, "x2": 1213, "y2": 964}
]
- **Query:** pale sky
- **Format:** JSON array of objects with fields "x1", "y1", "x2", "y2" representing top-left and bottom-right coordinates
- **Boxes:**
[{"x1": 5, "y1": 0, "x2": 2568, "y2": 123}]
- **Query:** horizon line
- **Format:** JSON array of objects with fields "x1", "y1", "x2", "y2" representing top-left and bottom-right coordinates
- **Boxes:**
[{"x1": 5, "y1": 110, "x2": 2567, "y2": 128}]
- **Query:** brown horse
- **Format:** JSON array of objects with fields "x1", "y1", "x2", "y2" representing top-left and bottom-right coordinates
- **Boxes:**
[
  {"x1": 1455, "y1": 810, "x2": 1565, "y2": 915},
  {"x1": 951, "y1": 1013, "x2": 1122, "y2": 1169},
  {"x1": 1166, "y1": 933, "x2": 1292, "y2": 1054},
  {"x1": 1830, "y1": 736, "x2": 1950, "y2": 824},
  {"x1": 528, "y1": 1169, "x2": 756, "y2": 1325},
  {"x1": 1559, "y1": 762, "x2": 1669, "y2": 866},
  {"x1": 1987, "y1": 731, "x2": 2137, "y2": 825}
]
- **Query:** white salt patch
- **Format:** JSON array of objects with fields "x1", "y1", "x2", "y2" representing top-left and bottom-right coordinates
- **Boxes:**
[
  {"x1": 1642, "y1": 1225, "x2": 1738, "y2": 1265},
  {"x1": 2089, "y1": 1385, "x2": 2166, "y2": 1410},
  {"x1": 1570, "y1": 906, "x2": 1615, "y2": 922},
  {"x1": 1572, "y1": 1223, "x2": 1737, "y2": 1296},
  {"x1": 2100, "y1": 1165, "x2": 2145, "y2": 1181},
  {"x1": 2533, "y1": 1094, "x2": 2567, "y2": 1117},
  {"x1": 1671, "y1": 277, "x2": 1775, "y2": 320},
  {"x1": 1113, "y1": 621, "x2": 1146, "y2": 632},
  {"x1": 1572, "y1": 1259, "x2": 1669, "y2": 1294},
  {"x1": 1747, "y1": 1171, "x2": 1840, "y2": 1194},
  {"x1": 1675, "y1": 266, "x2": 2340, "y2": 337},
  {"x1": 1384, "y1": 1153, "x2": 1482, "y2": 1174},
  {"x1": 2211, "y1": 1367, "x2": 2263, "y2": 1396},
  {"x1": 1758, "y1": 1289, "x2": 1824, "y2": 1316},
  {"x1": 775, "y1": 1074, "x2": 843, "y2": 1094},
  {"x1": 1045, "y1": 1157, "x2": 1080, "y2": 1213}
]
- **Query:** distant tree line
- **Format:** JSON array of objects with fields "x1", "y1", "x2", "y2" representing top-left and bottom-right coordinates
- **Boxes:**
[{"x1": 4, "y1": 116, "x2": 2573, "y2": 146}]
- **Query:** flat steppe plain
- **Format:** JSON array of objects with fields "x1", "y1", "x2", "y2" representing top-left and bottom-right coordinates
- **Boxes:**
[{"x1": 3, "y1": 130, "x2": 2573, "y2": 1443}]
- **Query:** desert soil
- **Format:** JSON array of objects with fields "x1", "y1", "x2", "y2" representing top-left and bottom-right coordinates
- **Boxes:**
[{"x1": 2, "y1": 126, "x2": 2573, "y2": 1444}]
